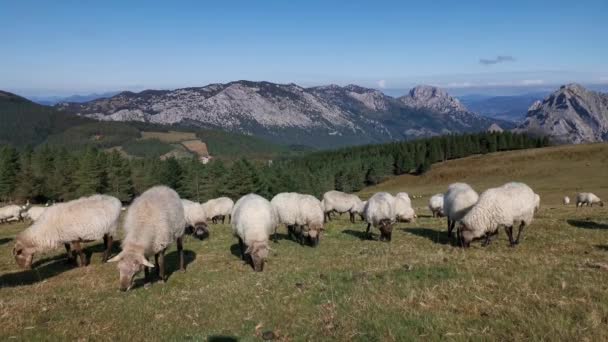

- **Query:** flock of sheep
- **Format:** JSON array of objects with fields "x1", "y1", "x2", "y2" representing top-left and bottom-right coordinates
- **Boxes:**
[{"x1": 1, "y1": 183, "x2": 604, "y2": 291}]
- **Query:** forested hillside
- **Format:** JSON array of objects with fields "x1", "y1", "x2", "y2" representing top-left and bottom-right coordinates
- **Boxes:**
[{"x1": 0, "y1": 132, "x2": 548, "y2": 204}]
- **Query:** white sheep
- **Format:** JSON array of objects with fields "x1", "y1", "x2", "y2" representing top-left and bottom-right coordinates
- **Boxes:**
[
  {"x1": 0, "y1": 204, "x2": 25, "y2": 224},
  {"x1": 363, "y1": 192, "x2": 396, "y2": 242},
  {"x1": 271, "y1": 192, "x2": 324, "y2": 246},
  {"x1": 576, "y1": 193, "x2": 604, "y2": 207},
  {"x1": 534, "y1": 193, "x2": 541, "y2": 212},
  {"x1": 108, "y1": 186, "x2": 186, "y2": 291},
  {"x1": 563, "y1": 196, "x2": 570, "y2": 205},
  {"x1": 428, "y1": 194, "x2": 445, "y2": 217},
  {"x1": 182, "y1": 199, "x2": 209, "y2": 239},
  {"x1": 394, "y1": 195, "x2": 416, "y2": 222},
  {"x1": 444, "y1": 183, "x2": 479, "y2": 238},
  {"x1": 322, "y1": 190, "x2": 363, "y2": 223},
  {"x1": 459, "y1": 182, "x2": 536, "y2": 248},
  {"x1": 13, "y1": 195, "x2": 121, "y2": 269},
  {"x1": 202, "y1": 197, "x2": 234, "y2": 224},
  {"x1": 351, "y1": 200, "x2": 367, "y2": 221},
  {"x1": 24, "y1": 206, "x2": 48, "y2": 222},
  {"x1": 232, "y1": 193, "x2": 278, "y2": 271}
]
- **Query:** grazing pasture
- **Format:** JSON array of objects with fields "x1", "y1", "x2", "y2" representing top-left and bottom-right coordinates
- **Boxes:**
[{"x1": 1, "y1": 143, "x2": 607, "y2": 340}]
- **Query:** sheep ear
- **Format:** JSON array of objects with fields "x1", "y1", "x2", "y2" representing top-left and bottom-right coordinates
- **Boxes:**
[
  {"x1": 107, "y1": 253, "x2": 123, "y2": 263},
  {"x1": 140, "y1": 256, "x2": 155, "y2": 268},
  {"x1": 245, "y1": 245, "x2": 253, "y2": 254}
]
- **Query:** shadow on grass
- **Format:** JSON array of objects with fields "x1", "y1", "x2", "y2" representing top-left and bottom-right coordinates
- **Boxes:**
[
  {"x1": 164, "y1": 249, "x2": 196, "y2": 280},
  {"x1": 400, "y1": 227, "x2": 454, "y2": 245},
  {"x1": 0, "y1": 259, "x2": 75, "y2": 288},
  {"x1": 595, "y1": 245, "x2": 608, "y2": 251},
  {"x1": 0, "y1": 237, "x2": 13, "y2": 246},
  {"x1": 342, "y1": 229, "x2": 371, "y2": 240},
  {"x1": 208, "y1": 336, "x2": 238, "y2": 342},
  {"x1": 567, "y1": 219, "x2": 608, "y2": 230}
]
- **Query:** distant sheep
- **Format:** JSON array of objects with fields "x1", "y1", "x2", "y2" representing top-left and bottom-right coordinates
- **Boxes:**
[
  {"x1": 322, "y1": 190, "x2": 363, "y2": 223},
  {"x1": 563, "y1": 196, "x2": 570, "y2": 205},
  {"x1": 109, "y1": 186, "x2": 186, "y2": 291},
  {"x1": 428, "y1": 194, "x2": 445, "y2": 217},
  {"x1": 394, "y1": 195, "x2": 416, "y2": 223},
  {"x1": 351, "y1": 200, "x2": 367, "y2": 221},
  {"x1": 13, "y1": 195, "x2": 121, "y2": 269},
  {"x1": 363, "y1": 192, "x2": 396, "y2": 242},
  {"x1": 232, "y1": 194, "x2": 278, "y2": 271},
  {"x1": 202, "y1": 197, "x2": 234, "y2": 224},
  {"x1": 0, "y1": 204, "x2": 25, "y2": 224},
  {"x1": 24, "y1": 206, "x2": 48, "y2": 222},
  {"x1": 459, "y1": 182, "x2": 536, "y2": 248},
  {"x1": 444, "y1": 183, "x2": 479, "y2": 238},
  {"x1": 576, "y1": 193, "x2": 604, "y2": 207},
  {"x1": 271, "y1": 192, "x2": 324, "y2": 246},
  {"x1": 182, "y1": 199, "x2": 209, "y2": 240}
]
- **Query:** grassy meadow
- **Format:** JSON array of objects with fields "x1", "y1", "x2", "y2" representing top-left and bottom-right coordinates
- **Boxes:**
[{"x1": 1, "y1": 143, "x2": 607, "y2": 341}]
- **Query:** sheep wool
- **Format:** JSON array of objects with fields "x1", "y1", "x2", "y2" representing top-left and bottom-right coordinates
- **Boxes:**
[
  {"x1": 364, "y1": 192, "x2": 396, "y2": 241},
  {"x1": 322, "y1": 190, "x2": 363, "y2": 222},
  {"x1": 576, "y1": 193, "x2": 604, "y2": 207},
  {"x1": 25, "y1": 206, "x2": 48, "y2": 222},
  {"x1": 563, "y1": 196, "x2": 570, "y2": 205},
  {"x1": 444, "y1": 183, "x2": 479, "y2": 237},
  {"x1": 428, "y1": 194, "x2": 445, "y2": 217},
  {"x1": 202, "y1": 197, "x2": 234, "y2": 223},
  {"x1": 0, "y1": 204, "x2": 24, "y2": 223}
]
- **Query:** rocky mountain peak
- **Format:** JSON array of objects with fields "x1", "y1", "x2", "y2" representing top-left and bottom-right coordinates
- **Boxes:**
[{"x1": 398, "y1": 85, "x2": 468, "y2": 114}]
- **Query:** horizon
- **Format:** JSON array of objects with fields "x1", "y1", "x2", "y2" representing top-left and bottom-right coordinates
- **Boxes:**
[{"x1": 1, "y1": 0, "x2": 607, "y2": 97}]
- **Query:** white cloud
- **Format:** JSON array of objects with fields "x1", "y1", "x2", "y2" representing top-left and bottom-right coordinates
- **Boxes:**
[
  {"x1": 446, "y1": 82, "x2": 474, "y2": 88},
  {"x1": 376, "y1": 80, "x2": 386, "y2": 88},
  {"x1": 520, "y1": 79, "x2": 544, "y2": 85}
]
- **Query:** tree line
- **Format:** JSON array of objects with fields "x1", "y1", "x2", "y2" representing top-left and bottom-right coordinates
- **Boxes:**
[{"x1": 0, "y1": 132, "x2": 549, "y2": 204}]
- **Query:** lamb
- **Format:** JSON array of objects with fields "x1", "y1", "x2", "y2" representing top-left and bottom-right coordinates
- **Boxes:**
[
  {"x1": 428, "y1": 194, "x2": 445, "y2": 217},
  {"x1": 0, "y1": 204, "x2": 25, "y2": 224},
  {"x1": 202, "y1": 197, "x2": 234, "y2": 224},
  {"x1": 322, "y1": 190, "x2": 363, "y2": 223},
  {"x1": 12, "y1": 195, "x2": 121, "y2": 269},
  {"x1": 232, "y1": 194, "x2": 278, "y2": 271},
  {"x1": 459, "y1": 182, "x2": 536, "y2": 248},
  {"x1": 394, "y1": 195, "x2": 416, "y2": 222},
  {"x1": 444, "y1": 183, "x2": 479, "y2": 238},
  {"x1": 24, "y1": 206, "x2": 48, "y2": 222},
  {"x1": 363, "y1": 192, "x2": 396, "y2": 242},
  {"x1": 182, "y1": 199, "x2": 209, "y2": 240},
  {"x1": 563, "y1": 196, "x2": 570, "y2": 205},
  {"x1": 271, "y1": 192, "x2": 324, "y2": 246},
  {"x1": 576, "y1": 193, "x2": 604, "y2": 207},
  {"x1": 108, "y1": 186, "x2": 186, "y2": 291}
]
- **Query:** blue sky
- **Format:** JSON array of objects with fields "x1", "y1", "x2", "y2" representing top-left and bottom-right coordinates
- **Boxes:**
[{"x1": 1, "y1": 0, "x2": 607, "y2": 96}]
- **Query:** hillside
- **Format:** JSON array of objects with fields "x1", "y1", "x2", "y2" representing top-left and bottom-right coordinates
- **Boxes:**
[{"x1": 57, "y1": 81, "x2": 513, "y2": 148}]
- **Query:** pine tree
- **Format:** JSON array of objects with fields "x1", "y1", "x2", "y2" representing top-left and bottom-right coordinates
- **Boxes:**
[
  {"x1": 74, "y1": 148, "x2": 104, "y2": 197},
  {"x1": 0, "y1": 146, "x2": 19, "y2": 202},
  {"x1": 13, "y1": 148, "x2": 40, "y2": 202},
  {"x1": 106, "y1": 151, "x2": 134, "y2": 202}
]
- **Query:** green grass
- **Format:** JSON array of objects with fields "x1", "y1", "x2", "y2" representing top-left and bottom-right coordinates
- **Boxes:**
[{"x1": 1, "y1": 143, "x2": 608, "y2": 340}]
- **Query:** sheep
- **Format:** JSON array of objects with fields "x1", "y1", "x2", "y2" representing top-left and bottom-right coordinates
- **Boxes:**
[
  {"x1": 182, "y1": 199, "x2": 209, "y2": 240},
  {"x1": 395, "y1": 192, "x2": 412, "y2": 207},
  {"x1": 108, "y1": 186, "x2": 186, "y2": 291},
  {"x1": 444, "y1": 183, "x2": 479, "y2": 238},
  {"x1": 322, "y1": 190, "x2": 363, "y2": 223},
  {"x1": 202, "y1": 197, "x2": 234, "y2": 224},
  {"x1": 459, "y1": 182, "x2": 536, "y2": 248},
  {"x1": 271, "y1": 192, "x2": 324, "y2": 246},
  {"x1": 428, "y1": 194, "x2": 445, "y2": 217},
  {"x1": 394, "y1": 195, "x2": 416, "y2": 223},
  {"x1": 563, "y1": 196, "x2": 570, "y2": 205},
  {"x1": 232, "y1": 194, "x2": 278, "y2": 271},
  {"x1": 576, "y1": 193, "x2": 604, "y2": 207},
  {"x1": 363, "y1": 192, "x2": 396, "y2": 242},
  {"x1": 23, "y1": 206, "x2": 48, "y2": 222},
  {"x1": 0, "y1": 204, "x2": 25, "y2": 224},
  {"x1": 12, "y1": 195, "x2": 121, "y2": 269},
  {"x1": 351, "y1": 200, "x2": 367, "y2": 221},
  {"x1": 534, "y1": 193, "x2": 541, "y2": 212}
]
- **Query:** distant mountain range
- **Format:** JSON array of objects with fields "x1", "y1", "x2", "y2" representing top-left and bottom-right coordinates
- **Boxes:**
[
  {"x1": 29, "y1": 91, "x2": 120, "y2": 106},
  {"x1": 517, "y1": 83, "x2": 608, "y2": 143},
  {"x1": 458, "y1": 93, "x2": 547, "y2": 122},
  {"x1": 57, "y1": 81, "x2": 512, "y2": 148}
]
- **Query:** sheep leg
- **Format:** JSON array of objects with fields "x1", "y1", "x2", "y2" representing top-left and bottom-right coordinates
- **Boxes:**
[
  {"x1": 72, "y1": 241, "x2": 87, "y2": 267},
  {"x1": 157, "y1": 250, "x2": 166, "y2": 282},
  {"x1": 64, "y1": 243, "x2": 76, "y2": 264},
  {"x1": 144, "y1": 265, "x2": 150, "y2": 284},
  {"x1": 238, "y1": 237, "x2": 246, "y2": 261},
  {"x1": 366, "y1": 223, "x2": 372, "y2": 239},
  {"x1": 177, "y1": 236, "x2": 185, "y2": 271},
  {"x1": 447, "y1": 219, "x2": 454, "y2": 237},
  {"x1": 102, "y1": 234, "x2": 113, "y2": 262},
  {"x1": 228, "y1": 214, "x2": 231, "y2": 224},
  {"x1": 514, "y1": 223, "x2": 525, "y2": 245},
  {"x1": 349, "y1": 212, "x2": 355, "y2": 223},
  {"x1": 221, "y1": 215, "x2": 225, "y2": 224},
  {"x1": 505, "y1": 226, "x2": 515, "y2": 247}
]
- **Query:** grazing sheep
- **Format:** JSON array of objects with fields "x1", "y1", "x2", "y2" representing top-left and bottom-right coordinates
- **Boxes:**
[
  {"x1": 351, "y1": 200, "x2": 367, "y2": 221},
  {"x1": 394, "y1": 195, "x2": 416, "y2": 222},
  {"x1": 534, "y1": 193, "x2": 541, "y2": 212},
  {"x1": 322, "y1": 190, "x2": 363, "y2": 223},
  {"x1": 459, "y1": 182, "x2": 536, "y2": 248},
  {"x1": 444, "y1": 183, "x2": 479, "y2": 238},
  {"x1": 0, "y1": 204, "x2": 25, "y2": 224},
  {"x1": 108, "y1": 186, "x2": 186, "y2": 291},
  {"x1": 395, "y1": 192, "x2": 412, "y2": 207},
  {"x1": 563, "y1": 196, "x2": 570, "y2": 205},
  {"x1": 13, "y1": 195, "x2": 121, "y2": 269},
  {"x1": 182, "y1": 199, "x2": 209, "y2": 240},
  {"x1": 428, "y1": 194, "x2": 445, "y2": 217},
  {"x1": 576, "y1": 193, "x2": 604, "y2": 207},
  {"x1": 202, "y1": 197, "x2": 234, "y2": 224},
  {"x1": 24, "y1": 206, "x2": 47, "y2": 222},
  {"x1": 363, "y1": 192, "x2": 396, "y2": 242},
  {"x1": 271, "y1": 193, "x2": 324, "y2": 246},
  {"x1": 232, "y1": 194, "x2": 278, "y2": 272}
]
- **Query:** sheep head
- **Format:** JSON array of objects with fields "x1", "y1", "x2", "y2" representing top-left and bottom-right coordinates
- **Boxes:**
[
  {"x1": 246, "y1": 241, "x2": 269, "y2": 272},
  {"x1": 378, "y1": 219, "x2": 393, "y2": 242},
  {"x1": 12, "y1": 240, "x2": 35, "y2": 269},
  {"x1": 307, "y1": 223, "x2": 322, "y2": 247},
  {"x1": 458, "y1": 223, "x2": 472, "y2": 248},
  {"x1": 194, "y1": 222, "x2": 210, "y2": 240},
  {"x1": 108, "y1": 251, "x2": 154, "y2": 291}
]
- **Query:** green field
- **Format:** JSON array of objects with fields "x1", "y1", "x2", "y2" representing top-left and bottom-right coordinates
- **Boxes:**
[{"x1": 1, "y1": 143, "x2": 607, "y2": 340}]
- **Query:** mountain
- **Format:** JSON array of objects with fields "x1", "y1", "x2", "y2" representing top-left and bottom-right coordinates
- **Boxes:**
[
  {"x1": 57, "y1": 81, "x2": 511, "y2": 148},
  {"x1": 29, "y1": 91, "x2": 120, "y2": 106},
  {"x1": 517, "y1": 84, "x2": 608, "y2": 143},
  {"x1": 459, "y1": 92, "x2": 546, "y2": 122}
]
